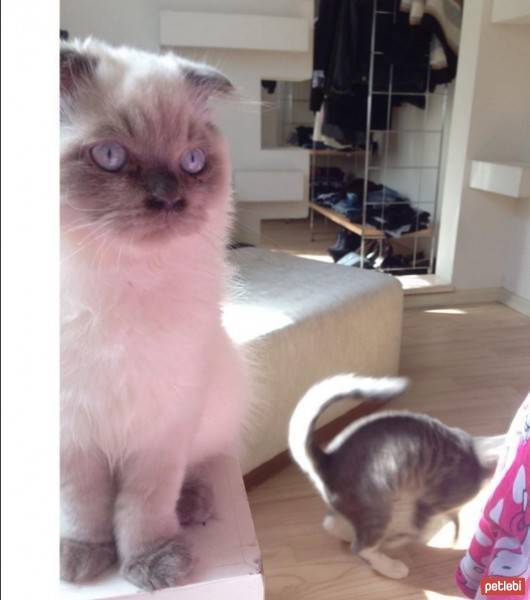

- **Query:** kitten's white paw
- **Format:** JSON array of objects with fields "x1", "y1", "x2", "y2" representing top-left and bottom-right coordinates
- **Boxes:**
[
  {"x1": 322, "y1": 512, "x2": 356, "y2": 543},
  {"x1": 122, "y1": 537, "x2": 193, "y2": 590},
  {"x1": 177, "y1": 478, "x2": 214, "y2": 526},
  {"x1": 359, "y1": 548, "x2": 409, "y2": 579},
  {"x1": 60, "y1": 538, "x2": 117, "y2": 582},
  {"x1": 380, "y1": 559, "x2": 409, "y2": 579}
]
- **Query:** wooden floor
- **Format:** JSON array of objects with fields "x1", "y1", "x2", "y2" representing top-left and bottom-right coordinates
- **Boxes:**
[
  {"x1": 248, "y1": 303, "x2": 530, "y2": 600},
  {"x1": 260, "y1": 217, "x2": 337, "y2": 263}
]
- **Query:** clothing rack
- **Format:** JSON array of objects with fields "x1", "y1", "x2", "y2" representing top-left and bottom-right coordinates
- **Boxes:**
[{"x1": 309, "y1": 0, "x2": 449, "y2": 274}]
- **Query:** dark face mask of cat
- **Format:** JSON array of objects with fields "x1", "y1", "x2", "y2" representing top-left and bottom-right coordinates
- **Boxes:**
[
  {"x1": 62, "y1": 135, "x2": 223, "y2": 241},
  {"x1": 60, "y1": 42, "x2": 233, "y2": 244}
]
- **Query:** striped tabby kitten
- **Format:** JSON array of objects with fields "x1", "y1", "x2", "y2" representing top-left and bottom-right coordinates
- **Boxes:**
[{"x1": 289, "y1": 374, "x2": 501, "y2": 578}]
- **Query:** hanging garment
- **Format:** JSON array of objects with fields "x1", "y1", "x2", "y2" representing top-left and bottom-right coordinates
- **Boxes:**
[
  {"x1": 430, "y1": 37, "x2": 448, "y2": 70},
  {"x1": 310, "y1": 0, "x2": 372, "y2": 113},
  {"x1": 399, "y1": 0, "x2": 462, "y2": 87},
  {"x1": 380, "y1": 10, "x2": 432, "y2": 94},
  {"x1": 310, "y1": 0, "x2": 393, "y2": 142},
  {"x1": 401, "y1": 0, "x2": 462, "y2": 52},
  {"x1": 311, "y1": 0, "x2": 420, "y2": 112},
  {"x1": 310, "y1": 0, "x2": 462, "y2": 144},
  {"x1": 324, "y1": 90, "x2": 391, "y2": 133},
  {"x1": 315, "y1": 108, "x2": 366, "y2": 149}
]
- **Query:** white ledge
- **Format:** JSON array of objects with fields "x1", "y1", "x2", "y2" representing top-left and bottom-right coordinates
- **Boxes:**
[
  {"x1": 469, "y1": 160, "x2": 530, "y2": 198},
  {"x1": 397, "y1": 274, "x2": 454, "y2": 295},
  {"x1": 160, "y1": 11, "x2": 309, "y2": 52}
]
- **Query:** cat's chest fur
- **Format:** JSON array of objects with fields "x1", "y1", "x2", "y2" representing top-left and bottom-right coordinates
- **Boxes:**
[{"x1": 61, "y1": 251, "x2": 223, "y2": 457}]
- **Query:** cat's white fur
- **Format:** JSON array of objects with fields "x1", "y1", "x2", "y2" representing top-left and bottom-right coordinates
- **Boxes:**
[{"x1": 60, "y1": 39, "x2": 249, "y2": 588}]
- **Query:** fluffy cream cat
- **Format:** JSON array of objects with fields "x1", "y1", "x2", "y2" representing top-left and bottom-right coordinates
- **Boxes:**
[{"x1": 60, "y1": 39, "x2": 249, "y2": 590}]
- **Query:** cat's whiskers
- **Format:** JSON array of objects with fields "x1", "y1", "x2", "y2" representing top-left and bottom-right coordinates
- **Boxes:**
[
  {"x1": 63, "y1": 200, "x2": 113, "y2": 214},
  {"x1": 115, "y1": 228, "x2": 135, "y2": 274},
  {"x1": 93, "y1": 231, "x2": 114, "y2": 275},
  {"x1": 62, "y1": 219, "x2": 115, "y2": 262},
  {"x1": 116, "y1": 238, "x2": 125, "y2": 274},
  {"x1": 64, "y1": 219, "x2": 105, "y2": 235}
]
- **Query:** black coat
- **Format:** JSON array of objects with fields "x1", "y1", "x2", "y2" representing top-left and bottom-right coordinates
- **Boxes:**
[{"x1": 310, "y1": 0, "x2": 457, "y2": 132}]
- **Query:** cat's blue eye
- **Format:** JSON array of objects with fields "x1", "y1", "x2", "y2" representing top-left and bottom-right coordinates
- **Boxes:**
[
  {"x1": 90, "y1": 141, "x2": 128, "y2": 172},
  {"x1": 180, "y1": 148, "x2": 206, "y2": 174}
]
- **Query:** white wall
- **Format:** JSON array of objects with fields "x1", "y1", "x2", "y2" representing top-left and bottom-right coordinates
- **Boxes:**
[
  {"x1": 504, "y1": 202, "x2": 530, "y2": 301},
  {"x1": 60, "y1": 0, "x2": 314, "y2": 244},
  {"x1": 437, "y1": 0, "x2": 530, "y2": 301},
  {"x1": 61, "y1": 0, "x2": 162, "y2": 51},
  {"x1": 61, "y1": 0, "x2": 312, "y2": 51}
]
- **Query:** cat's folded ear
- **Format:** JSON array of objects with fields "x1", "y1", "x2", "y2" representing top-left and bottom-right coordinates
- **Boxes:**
[
  {"x1": 182, "y1": 63, "x2": 235, "y2": 100},
  {"x1": 60, "y1": 42, "x2": 98, "y2": 98}
]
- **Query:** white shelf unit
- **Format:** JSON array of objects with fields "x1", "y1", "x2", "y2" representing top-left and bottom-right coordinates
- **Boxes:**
[
  {"x1": 308, "y1": 0, "x2": 448, "y2": 275},
  {"x1": 160, "y1": 11, "x2": 309, "y2": 52},
  {"x1": 469, "y1": 160, "x2": 530, "y2": 198}
]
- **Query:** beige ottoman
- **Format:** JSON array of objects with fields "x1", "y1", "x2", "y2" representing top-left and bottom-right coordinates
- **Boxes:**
[{"x1": 223, "y1": 247, "x2": 404, "y2": 475}]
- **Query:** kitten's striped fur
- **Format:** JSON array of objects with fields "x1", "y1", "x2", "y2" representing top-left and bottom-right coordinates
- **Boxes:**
[{"x1": 289, "y1": 374, "x2": 501, "y2": 578}]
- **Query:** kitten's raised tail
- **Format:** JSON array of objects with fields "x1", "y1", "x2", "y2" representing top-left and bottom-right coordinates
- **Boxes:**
[
  {"x1": 288, "y1": 374, "x2": 408, "y2": 495},
  {"x1": 473, "y1": 434, "x2": 506, "y2": 475}
]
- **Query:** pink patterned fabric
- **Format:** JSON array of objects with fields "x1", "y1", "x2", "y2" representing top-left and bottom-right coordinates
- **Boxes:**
[{"x1": 456, "y1": 395, "x2": 530, "y2": 599}]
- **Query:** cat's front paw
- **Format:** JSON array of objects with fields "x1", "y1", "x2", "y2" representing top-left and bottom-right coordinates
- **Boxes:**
[
  {"x1": 382, "y1": 559, "x2": 409, "y2": 579},
  {"x1": 177, "y1": 478, "x2": 214, "y2": 526},
  {"x1": 122, "y1": 537, "x2": 193, "y2": 590},
  {"x1": 359, "y1": 548, "x2": 410, "y2": 579},
  {"x1": 368, "y1": 556, "x2": 410, "y2": 579},
  {"x1": 60, "y1": 538, "x2": 117, "y2": 582}
]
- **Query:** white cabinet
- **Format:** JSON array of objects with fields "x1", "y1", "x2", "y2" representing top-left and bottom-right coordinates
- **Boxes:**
[
  {"x1": 469, "y1": 161, "x2": 530, "y2": 198},
  {"x1": 160, "y1": 11, "x2": 309, "y2": 53}
]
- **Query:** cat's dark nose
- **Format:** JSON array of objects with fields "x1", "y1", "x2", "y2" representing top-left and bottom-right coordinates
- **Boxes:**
[
  {"x1": 145, "y1": 196, "x2": 186, "y2": 212},
  {"x1": 143, "y1": 168, "x2": 185, "y2": 212}
]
